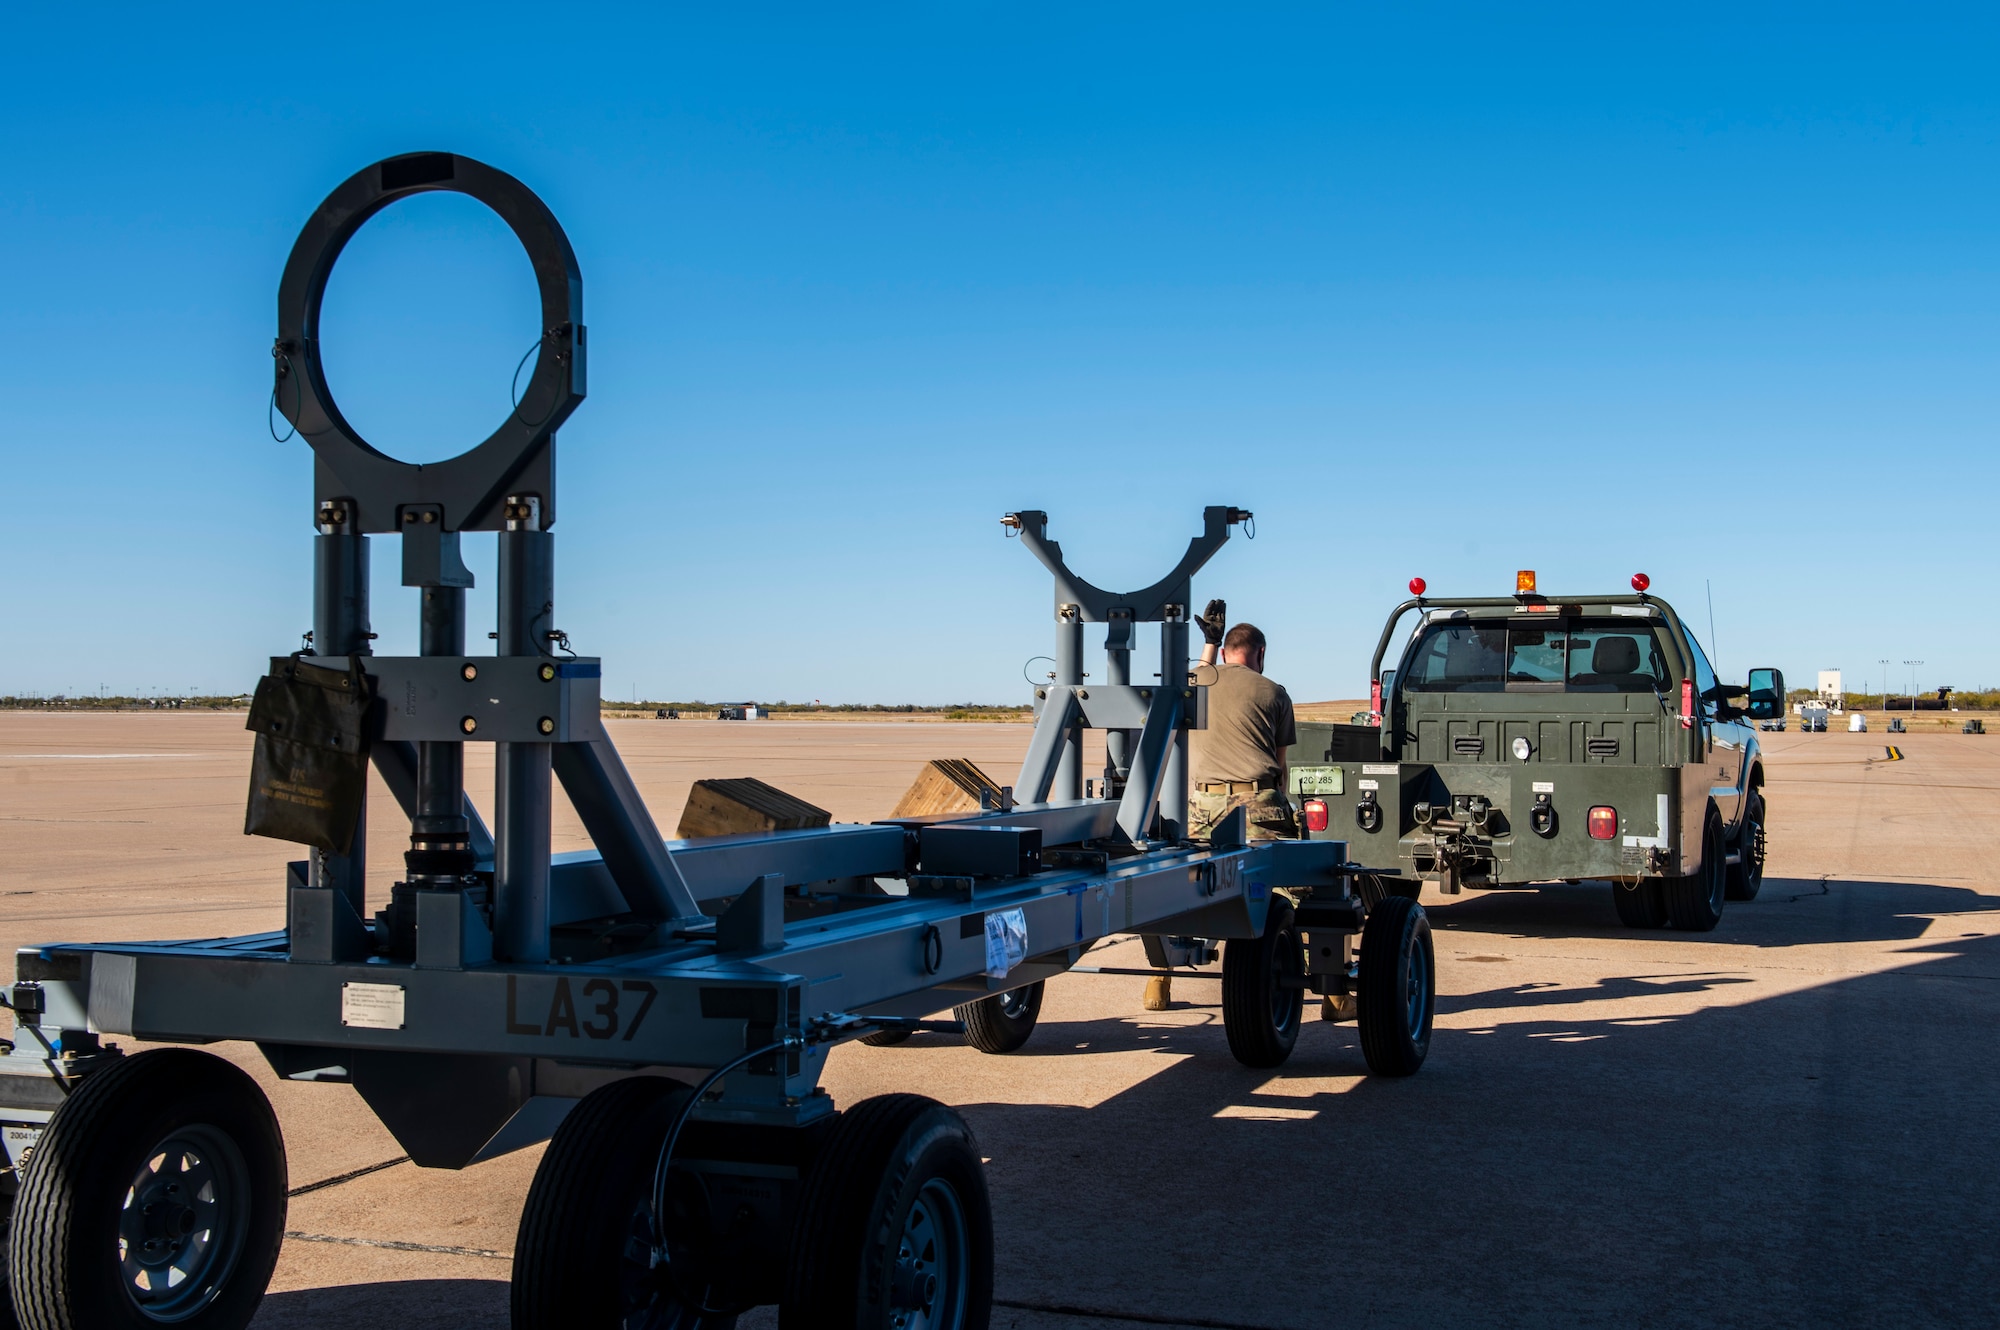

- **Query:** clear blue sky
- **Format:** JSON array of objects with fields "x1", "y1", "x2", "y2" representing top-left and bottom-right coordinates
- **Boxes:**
[{"x1": 3, "y1": 6, "x2": 1994, "y2": 705}]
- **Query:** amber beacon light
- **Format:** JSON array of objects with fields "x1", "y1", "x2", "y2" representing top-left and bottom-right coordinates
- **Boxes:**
[{"x1": 1515, "y1": 569, "x2": 1537, "y2": 595}]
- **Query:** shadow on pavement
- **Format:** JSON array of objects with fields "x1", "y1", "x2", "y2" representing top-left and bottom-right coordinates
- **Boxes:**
[
  {"x1": 255, "y1": 1278, "x2": 507, "y2": 1327},
  {"x1": 1421, "y1": 875, "x2": 2000, "y2": 947},
  {"x1": 954, "y1": 884, "x2": 2000, "y2": 1328},
  {"x1": 1440, "y1": 971, "x2": 1756, "y2": 1016}
]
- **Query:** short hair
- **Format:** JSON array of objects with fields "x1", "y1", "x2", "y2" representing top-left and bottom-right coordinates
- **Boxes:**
[{"x1": 1223, "y1": 623, "x2": 1265, "y2": 654}]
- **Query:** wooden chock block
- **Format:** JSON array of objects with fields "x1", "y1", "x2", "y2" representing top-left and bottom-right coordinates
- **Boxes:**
[
  {"x1": 676, "y1": 777, "x2": 831, "y2": 840},
  {"x1": 890, "y1": 758, "x2": 1005, "y2": 819}
]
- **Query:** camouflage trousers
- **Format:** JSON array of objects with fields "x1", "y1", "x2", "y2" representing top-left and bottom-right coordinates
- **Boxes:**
[{"x1": 1189, "y1": 787, "x2": 1297, "y2": 842}]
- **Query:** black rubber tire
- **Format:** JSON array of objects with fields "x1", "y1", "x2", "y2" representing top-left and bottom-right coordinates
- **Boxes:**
[
  {"x1": 512, "y1": 1076, "x2": 740, "y2": 1329},
  {"x1": 860, "y1": 1029, "x2": 914, "y2": 1047},
  {"x1": 953, "y1": 982, "x2": 1043, "y2": 1055},
  {"x1": 781, "y1": 1094, "x2": 992, "y2": 1330},
  {"x1": 9, "y1": 1048, "x2": 286, "y2": 1330},
  {"x1": 1665, "y1": 804, "x2": 1728, "y2": 932},
  {"x1": 1355, "y1": 874, "x2": 1421, "y2": 910},
  {"x1": 1612, "y1": 879, "x2": 1670, "y2": 929},
  {"x1": 0, "y1": 1186, "x2": 17, "y2": 1330},
  {"x1": 1726, "y1": 791, "x2": 1766, "y2": 901},
  {"x1": 1357, "y1": 894, "x2": 1434, "y2": 1077},
  {"x1": 1221, "y1": 897, "x2": 1303, "y2": 1069}
]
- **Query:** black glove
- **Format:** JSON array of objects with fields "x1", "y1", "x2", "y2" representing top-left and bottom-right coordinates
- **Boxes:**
[{"x1": 1196, "y1": 598, "x2": 1227, "y2": 647}]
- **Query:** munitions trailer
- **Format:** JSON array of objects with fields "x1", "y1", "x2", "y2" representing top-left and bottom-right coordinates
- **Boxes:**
[{"x1": 0, "y1": 153, "x2": 1435, "y2": 1330}]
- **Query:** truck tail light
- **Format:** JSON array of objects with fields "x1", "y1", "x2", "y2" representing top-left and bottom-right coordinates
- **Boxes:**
[
  {"x1": 1304, "y1": 798, "x2": 1329, "y2": 833},
  {"x1": 1587, "y1": 806, "x2": 1618, "y2": 840},
  {"x1": 1680, "y1": 677, "x2": 1695, "y2": 729}
]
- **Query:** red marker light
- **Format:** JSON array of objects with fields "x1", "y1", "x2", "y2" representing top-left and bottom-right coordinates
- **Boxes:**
[
  {"x1": 1631, "y1": 572, "x2": 1651, "y2": 592},
  {"x1": 1587, "y1": 806, "x2": 1618, "y2": 840},
  {"x1": 1304, "y1": 799, "x2": 1330, "y2": 833},
  {"x1": 1408, "y1": 577, "x2": 1427, "y2": 596}
]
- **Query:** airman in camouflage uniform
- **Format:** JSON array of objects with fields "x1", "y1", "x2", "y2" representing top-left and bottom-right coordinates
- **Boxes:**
[{"x1": 1144, "y1": 602, "x2": 1299, "y2": 1011}]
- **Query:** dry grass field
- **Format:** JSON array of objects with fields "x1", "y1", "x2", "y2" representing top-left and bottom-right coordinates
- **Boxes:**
[{"x1": 2, "y1": 713, "x2": 1997, "y2": 1328}]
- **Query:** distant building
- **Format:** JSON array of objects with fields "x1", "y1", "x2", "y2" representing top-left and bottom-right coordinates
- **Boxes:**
[{"x1": 1817, "y1": 670, "x2": 1843, "y2": 702}]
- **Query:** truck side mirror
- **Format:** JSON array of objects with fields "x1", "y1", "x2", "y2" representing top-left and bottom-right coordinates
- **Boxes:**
[{"x1": 1746, "y1": 668, "x2": 1784, "y2": 721}]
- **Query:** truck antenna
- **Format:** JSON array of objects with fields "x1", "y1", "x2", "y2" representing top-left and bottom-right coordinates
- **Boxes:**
[{"x1": 1706, "y1": 579, "x2": 1720, "y2": 677}]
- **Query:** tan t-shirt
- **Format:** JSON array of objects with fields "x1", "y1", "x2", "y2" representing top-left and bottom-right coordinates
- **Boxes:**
[{"x1": 1191, "y1": 663, "x2": 1296, "y2": 785}]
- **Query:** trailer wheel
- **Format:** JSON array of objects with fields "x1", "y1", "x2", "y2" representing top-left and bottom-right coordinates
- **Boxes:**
[
  {"x1": 512, "y1": 1076, "x2": 745, "y2": 1328},
  {"x1": 1666, "y1": 804, "x2": 1728, "y2": 932},
  {"x1": 1222, "y1": 896, "x2": 1303, "y2": 1068},
  {"x1": 8, "y1": 1048, "x2": 285, "y2": 1330},
  {"x1": 954, "y1": 983, "x2": 1042, "y2": 1055},
  {"x1": 1355, "y1": 874, "x2": 1420, "y2": 910},
  {"x1": 860, "y1": 1029, "x2": 914, "y2": 1047},
  {"x1": 1612, "y1": 879, "x2": 1669, "y2": 929},
  {"x1": 0, "y1": 1186, "x2": 15, "y2": 1330},
  {"x1": 782, "y1": 1094, "x2": 991, "y2": 1330},
  {"x1": 1357, "y1": 894, "x2": 1434, "y2": 1077},
  {"x1": 1725, "y1": 792, "x2": 1766, "y2": 901}
]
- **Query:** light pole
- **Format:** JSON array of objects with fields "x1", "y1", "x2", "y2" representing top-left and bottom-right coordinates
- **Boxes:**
[
  {"x1": 1879, "y1": 658, "x2": 1891, "y2": 712},
  {"x1": 1905, "y1": 660, "x2": 1924, "y2": 710}
]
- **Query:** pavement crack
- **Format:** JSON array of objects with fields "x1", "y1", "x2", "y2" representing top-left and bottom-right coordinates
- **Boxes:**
[
  {"x1": 282, "y1": 1231, "x2": 509, "y2": 1261},
  {"x1": 1786, "y1": 874, "x2": 1834, "y2": 903},
  {"x1": 286, "y1": 1155, "x2": 410, "y2": 1197},
  {"x1": 994, "y1": 1299, "x2": 1301, "y2": 1330}
]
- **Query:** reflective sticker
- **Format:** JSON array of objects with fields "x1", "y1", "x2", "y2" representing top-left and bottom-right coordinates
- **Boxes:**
[
  {"x1": 341, "y1": 982, "x2": 406, "y2": 1030},
  {"x1": 984, "y1": 909, "x2": 1028, "y2": 978},
  {"x1": 1622, "y1": 793, "x2": 1671, "y2": 850}
]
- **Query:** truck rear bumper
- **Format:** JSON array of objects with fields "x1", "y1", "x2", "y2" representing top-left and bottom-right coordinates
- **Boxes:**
[{"x1": 1304, "y1": 761, "x2": 1684, "y2": 888}]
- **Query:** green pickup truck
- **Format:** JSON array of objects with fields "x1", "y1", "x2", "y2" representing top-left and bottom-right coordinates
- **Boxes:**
[{"x1": 1288, "y1": 574, "x2": 1784, "y2": 930}]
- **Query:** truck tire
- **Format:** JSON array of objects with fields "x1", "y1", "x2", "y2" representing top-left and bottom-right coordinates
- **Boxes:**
[
  {"x1": 1612, "y1": 879, "x2": 1669, "y2": 929},
  {"x1": 1725, "y1": 791, "x2": 1766, "y2": 901},
  {"x1": 1222, "y1": 897, "x2": 1303, "y2": 1068},
  {"x1": 9, "y1": 1048, "x2": 287, "y2": 1330},
  {"x1": 1665, "y1": 804, "x2": 1728, "y2": 932},
  {"x1": 954, "y1": 982, "x2": 1042, "y2": 1055},
  {"x1": 1357, "y1": 894, "x2": 1434, "y2": 1077},
  {"x1": 782, "y1": 1095, "x2": 991, "y2": 1330}
]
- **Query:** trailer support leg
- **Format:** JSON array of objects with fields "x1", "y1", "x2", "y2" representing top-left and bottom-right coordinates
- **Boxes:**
[{"x1": 496, "y1": 496, "x2": 554, "y2": 963}]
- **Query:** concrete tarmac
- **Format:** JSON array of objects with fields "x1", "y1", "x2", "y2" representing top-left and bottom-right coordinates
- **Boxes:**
[{"x1": 2, "y1": 714, "x2": 1996, "y2": 1328}]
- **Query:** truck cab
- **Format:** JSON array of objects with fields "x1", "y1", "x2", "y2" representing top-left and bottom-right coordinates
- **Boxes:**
[{"x1": 1288, "y1": 574, "x2": 1784, "y2": 930}]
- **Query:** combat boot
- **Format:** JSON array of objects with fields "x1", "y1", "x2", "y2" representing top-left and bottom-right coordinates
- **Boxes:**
[{"x1": 1142, "y1": 975, "x2": 1173, "y2": 1011}]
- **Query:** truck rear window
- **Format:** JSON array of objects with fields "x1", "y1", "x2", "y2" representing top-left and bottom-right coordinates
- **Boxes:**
[{"x1": 1402, "y1": 621, "x2": 1672, "y2": 694}]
